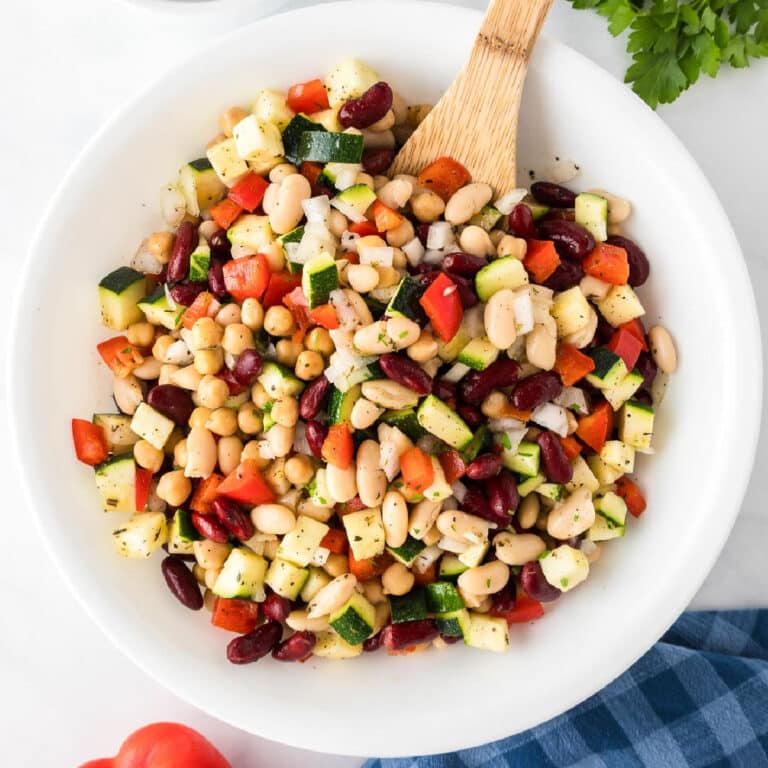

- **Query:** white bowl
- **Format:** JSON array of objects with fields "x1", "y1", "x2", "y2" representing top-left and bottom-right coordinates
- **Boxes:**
[
  {"x1": 120, "y1": 0, "x2": 287, "y2": 18},
  {"x1": 9, "y1": 0, "x2": 761, "y2": 758}
]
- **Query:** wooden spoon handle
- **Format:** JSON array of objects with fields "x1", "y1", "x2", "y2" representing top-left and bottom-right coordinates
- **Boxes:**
[{"x1": 391, "y1": 0, "x2": 552, "y2": 191}]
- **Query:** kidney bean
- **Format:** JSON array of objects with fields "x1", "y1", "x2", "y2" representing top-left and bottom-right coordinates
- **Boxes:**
[
  {"x1": 190, "y1": 512, "x2": 230, "y2": 544},
  {"x1": 530, "y1": 181, "x2": 577, "y2": 208},
  {"x1": 379, "y1": 354, "x2": 433, "y2": 395},
  {"x1": 459, "y1": 358, "x2": 521, "y2": 405},
  {"x1": 339, "y1": 82, "x2": 393, "y2": 129},
  {"x1": 489, "y1": 581, "x2": 517, "y2": 617},
  {"x1": 595, "y1": 315, "x2": 615, "y2": 346},
  {"x1": 213, "y1": 497, "x2": 255, "y2": 541},
  {"x1": 634, "y1": 389, "x2": 653, "y2": 407},
  {"x1": 273, "y1": 631, "x2": 316, "y2": 662},
  {"x1": 461, "y1": 486, "x2": 507, "y2": 525},
  {"x1": 209, "y1": 228, "x2": 232, "y2": 260},
  {"x1": 299, "y1": 375, "x2": 331, "y2": 420},
  {"x1": 606, "y1": 235, "x2": 649, "y2": 286},
  {"x1": 232, "y1": 349, "x2": 264, "y2": 386},
  {"x1": 510, "y1": 371, "x2": 562, "y2": 411},
  {"x1": 538, "y1": 219, "x2": 595, "y2": 261},
  {"x1": 227, "y1": 621, "x2": 283, "y2": 664},
  {"x1": 161, "y1": 555, "x2": 203, "y2": 610},
  {"x1": 217, "y1": 368, "x2": 247, "y2": 397},
  {"x1": 541, "y1": 208, "x2": 576, "y2": 222},
  {"x1": 169, "y1": 281, "x2": 208, "y2": 306},
  {"x1": 441, "y1": 634, "x2": 462, "y2": 645},
  {"x1": 362, "y1": 147, "x2": 395, "y2": 175},
  {"x1": 635, "y1": 351, "x2": 658, "y2": 391},
  {"x1": 432, "y1": 378, "x2": 457, "y2": 402},
  {"x1": 147, "y1": 384, "x2": 195, "y2": 426},
  {"x1": 442, "y1": 252, "x2": 488, "y2": 277},
  {"x1": 537, "y1": 431, "x2": 573, "y2": 484},
  {"x1": 415, "y1": 222, "x2": 431, "y2": 247},
  {"x1": 466, "y1": 453, "x2": 503, "y2": 480},
  {"x1": 167, "y1": 221, "x2": 198, "y2": 283},
  {"x1": 262, "y1": 593, "x2": 292, "y2": 623},
  {"x1": 520, "y1": 561, "x2": 561, "y2": 602},
  {"x1": 382, "y1": 619, "x2": 438, "y2": 651},
  {"x1": 208, "y1": 258, "x2": 227, "y2": 298},
  {"x1": 508, "y1": 203, "x2": 537, "y2": 238},
  {"x1": 457, "y1": 403, "x2": 483, "y2": 429},
  {"x1": 415, "y1": 269, "x2": 441, "y2": 288},
  {"x1": 487, "y1": 470, "x2": 520, "y2": 518},
  {"x1": 305, "y1": 420, "x2": 328, "y2": 460},
  {"x1": 543, "y1": 260, "x2": 584, "y2": 291},
  {"x1": 445, "y1": 271, "x2": 479, "y2": 309},
  {"x1": 363, "y1": 630, "x2": 384, "y2": 652}
]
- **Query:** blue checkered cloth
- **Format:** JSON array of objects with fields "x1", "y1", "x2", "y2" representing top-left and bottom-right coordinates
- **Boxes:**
[{"x1": 366, "y1": 611, "x2": 768, "y2": 767}]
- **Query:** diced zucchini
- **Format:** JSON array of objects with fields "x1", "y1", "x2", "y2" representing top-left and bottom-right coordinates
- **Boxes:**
[
  {"x1": 167, "y1": 509, "x2": 199, "y2": 555},
  {"x1": 178, "y1": 158, "x2": 226, "y2": 216},
  {"x1": 469, "y1": 205, "x2": 502, "y2": 231},
  {"x1": 300, "y1": 567, "x2": 332, "y2": 603},
  {"x1": 277, "y1": 515, "x2": 330, "y2": 567},
  {"x1": 565, "y1": 454, "x2": 600, "y2": 493},
  {"x1": 94, "y1": 454, "x2": 136, "y2": 513},
  {"x1": 93, "y1": 414, "x2": 138, "y2": 454},
  {"x1": 425, "y1": 582, "x2": 464, "y2": 613},
  {"x1": 330, "y1": 592, "x2": 376, "y2": 644},
  {"x1": 539, "y1": 545, "x2": 589, "y2": 592},
  {"x1": 213, "y1": 547, "x2": 268, "y2": 601},
  {"x1": 302, "y1": 252, "x2": 339, "y2": 308},
  {"x1": 466, "y1": 613, "x2": 509, "y2": 652},
  {"x1": 417, "y1": 395, "x2": 473, "y2": 450},
  {"x1": 232, "y1": 115, "x2": 284, "y2": 175},
  {"x1": 522, "y1": 201, "x2": 550, "y2": 220},
  {"x1": 130, "y1": 403, "x2": 175, "y2": 451},
  {"x1": 252, "y1": 89, "x2": 295, "y2": 130},
  {"x1": 600, "y1": 440, "x2": 635, "y2": 473},
  {"x1": 258, "y1": 361, "x2": 305, "y2": 398},
  {"x1": 436, "y1": 608, "x2": 471, "y2": 638},
  {"x1": 312, "y1": 108, "x2": 343, "y2": 132},
  {"x1": 325, "y1": 58, "x2": 380, "y2": 108},
  {"x1": 112, "y1": 512, "x2": 168, "y2": 559},
  {"x1": 206, "y1": 138, "x2": 249, "y2": 187},
  {"x1": 595, "y1": 491, "x2": 628, "y2": 526},
  {"x1": 227, "y1": 214, "x2": 274, "y2": 253},
  {"x1": 517, "y1": 472, "x2": 545, "y2": 497},
  {"x1": 588, "y1": 513, "x2": 625, "y2": 541},
  {"x1": 389, "y1": 587, "x2": 428, "y2": 623},
  {"x1": 536, "y1": 483, "x2": 564, "y2": 502},
  {"x1": 604, "y1": 370, "x2": 644, "y2": 411},
  {"x1": 458, "y1": 542, "x2": 489, "y2": 568},
  {"x1": 619, "y1": 399, "x2": 655, "y2": 451},
  {"x1": 138, "y1": 286, "x2": 183, "y2": 330},
  {"x1": 98, "y1": 267, "x2": 146, "y2": 330},
  {"x1": 597, "y1": 284, "x2": 645, "y2": 327},
  {"x1": 587, "y1": 454, "x2": 624, "y2": 485},
  {"x1": 331, "y1": 184, "x2": 377, "y2": 223},
  {"x1": 308, "y1": 468, "x2": 334, "y2": 508},
  {"x1": 313, "y1": 630, "x2": 362, "y2": 659},
  {"x1": 188, "y1": 242, "x2": 211, "y2": 282},
  {"x1": 387, "y1": 535, "x2": 426, "y2": 567},
  {"x1": 575, "y1": 193, "x2": 608, "y2": 242},
  {"x1": 458, "y1": 337, "x2": 500, "y2": 371},
  {"x1": 281, "y1": 114, "x2": 326, "y2": 164},
  {"x1": 381, "y1": 408, "x2": 424, "y2": 442},
  {"x1": 461, "y1": 425, "x2": 492, "y2": 463},
  {"x1": 342, "y1": 509, "x2": 386, "y2": 561},
  {"x1": 439, "y1": 553, "x2": 469, "y2": 579},
  {"x1": 504, "y1": 440, "x2": 540, "y2": 477},
  {"x1": 298, "y1": 132, "x2": 364, "y2": 164},
  {"x1": 265, "y1": 558, "x2": 309, "y2": 600},
  {"x1": 552, "y1": 287, "x2": 592, "y2": 337},
  {"x1": 586, "y1": 348, "x2": 628, "y2": 391},
  {"x1": 474, "y1": 256, "x2": 529, "y2": 301},
  {"x1": 385, "y1": 275, "x2": 426, "y2": 322}
]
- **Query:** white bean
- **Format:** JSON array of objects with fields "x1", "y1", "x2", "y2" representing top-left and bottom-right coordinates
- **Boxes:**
[
  {"x1": 484, "y1": 288, "x2": 517, "y2": 350},
  {"x1": 350, "y1": 398, "x2": 384, "y2": 430},
  {"x1": 459, "y1": 225, "x2": 494, "y2": 257},
  {"x1": 266, "y1": 424, "x2": 294, "y2": 457},
  {"x1": 386, "y1": 316, "x2": 421, "y2": 349},
  {"x1": 445, "y1": 183, "x2": 493, "y2": 225},
  {"x1": 458, "y1": 560, "x2": 510, "y2": 595},
  {"x1": 494, "y1": 532, "x2": 547, "y2": 566},
  {"x1": 132, "y1": 357, "x2": 163, "y2": 380},
  {"x1": 356, "y1": 440, "x2": 387, "y2": 508},
  {"x1": 113, "y1": 374, "x2": 143, "y2": 415},
  {"x1": 353, "y1": 321, "x2": 395, "y2": 355},
  {"x1": 251, "y1": 503, "x2": 296, "y2": 535},
  {"x1": 286, "y1": 610, "x2": 330, "y2": 632},
  {"x1": 526, "y1": 323, "x2": 557, "y2": 370},
  {"x1": 307, "y1": 573, "x2": 357, "y2": 618},
  {"x1": 436, "y1": 510, "x2": 496, "y2": 545},
  {"x1": 406, "y1": 329, "x2": 438, "y2": 363},
  {"x1": 269, "y1": 174, "x2": 311, "y2": 234},
  {"x1": 408, "y1": 499, "x2": 442, "y2": 540},
  {"x1": 547, "y1": 488, "x2": 596, "y2": 539},
  {"x1": 361, "y1": 379, "x2": 419, "y2": 409},
  {"x1": 326, "y1": 463, "x2": 358, "y2": 503},
  {"x1": 517, "y1": 493, "x2": 540, "y2": 529},
  {"x1": 381, "y1": 490, "x2": 409, "y2": 548},
  {"x1": 347, "y1": 264, "x2": 379, "y2": 293},
  {"x1": 184, "y1": 427, "x2": 218, "y2": 478},
  {"x1": 648, "y1": 325, "x2": 677, "y2": 373}
]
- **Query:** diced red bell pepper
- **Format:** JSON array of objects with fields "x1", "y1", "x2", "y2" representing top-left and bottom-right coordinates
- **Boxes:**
[
  {"x1": 554, "y1": 343, "x2": 596, "y2": 387},
  {"x1": 348, "y1": 550, "x2": 393, "y2": 580},
  {"x1": 210, "y1": 197, "x2": 243, "y2": 230},
  {"x1": 211, "y1": 597, "x2": 260, "y2": 634},
  {"x1": 217, "y1": 460, "x2": 275, "y2": 505},
  {"x1": 71, "y1": 419, "x2": 108, "y2": 466},
  {"x1": 97, "y1": 336, "x2": 144, "y2": 378},
  {"x1": 413, "y1": 562, "x2": 438, "y2": 585},
  {"x1": 300, "y1": 161, "x2": 332, "y2": 197},
  {"x1": 491, "y1": 592, "x2": 545, "y2": 624},
  {"x1": 222, "y1": 254, "x2": 269, "y2": 303},
  {"x1": 616, "y1": 476, "x2": 647, "y2": 517},
  {"x1": 583, "y1": 242, "x2": 630, "y2": 285},
  {"x1": 262, "y1": 271, "x2": 302, "y2": 309},
  {"x1": 417, "y1": 157, "x2": 471, "y2": 202},
  {"x1": 576, "y1": 401, "x2": 614, "y2": 453},
  {"x1": 322, "y1": 424, "x2": 354, "y2": 470},
  {"x1": 320, "y1": 528, "x2": 348, "y2": 554},
  {"x1": 438, "y1": 450, "x2": 467, "y2": 484},
  {"x1": 135, "y1": 467, "x2": 153, "y2": 512},
  {"x1": 282, "y1": 286, "x2": 311, "y2": 338},
  {"x1": 228, "y1": 172, "x2": 269, "y2": 212},
  {"x1": 419, "y1": 272, "x2": 463, "y2": 343},
  {"x1": 286, "y1": 78, "x2": 329, "y2": 114},
  {"x1": 309, "y1": 303, "x2": 339, "y2": 329},
  {"x1": 618, "y1": 318, "x2": 649, "y2": 351},
  {"x1": 607, "y1": 328, "x2": 643, "y2": 372},
  {"x1": 182, "y1": 291, "x2": 215, "y2": 330},
  {"x1": 372, "y1": 200, "x2": 404, "y2": 232},
  {"x1": 524, "y1": 240, "x2": 561, "y2": 283},
  {"x1": 400, "y1": 447, "x2": 434, "y2": 492},
  {"x1": 190, "y1": 473, "x2": 223, "y2": 514},
  {"x1": 349, "y1": 220, "x2": 381, "y2": 237},
  {"x1": 559, "y1": 436, "x2": 582, "y2": 461}
]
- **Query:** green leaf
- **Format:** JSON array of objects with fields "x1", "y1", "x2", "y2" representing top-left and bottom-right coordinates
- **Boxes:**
[
  {"x1": 626, "y1": 50, "x2": 689, "y2": 107},
  {"x1": 692, "y1": 32, "x2": 722, "y2": 76},
  {"x1": 714, "y1": 17, "x2": 731, "y2": 47},
  {"x1": 701, "y1": 6, "x2": 718, "y2": 32},
  {"x1": 679, "y1": 49, "x2": 702, "y2": 83},
  {"x1": 681, "y1": 5, "x2": 701, "y2": 33}
]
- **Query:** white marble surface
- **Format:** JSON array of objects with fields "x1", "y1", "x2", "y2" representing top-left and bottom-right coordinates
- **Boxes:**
[{"x1": 1, "y1": 0, "x2": 765, "y2": 765}]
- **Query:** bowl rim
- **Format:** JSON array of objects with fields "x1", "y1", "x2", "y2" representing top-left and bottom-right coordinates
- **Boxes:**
[
  {"x1": 117, "y1": 0, "x2": 286, "y2": 15},
  {"x1": 9, "y1": 0, "x2": 762, "y2": 756}
]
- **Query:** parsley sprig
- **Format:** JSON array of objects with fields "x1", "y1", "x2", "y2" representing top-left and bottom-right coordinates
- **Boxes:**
[{"x1": 567, "y1": 0, "x2": 768, "y2": 107}]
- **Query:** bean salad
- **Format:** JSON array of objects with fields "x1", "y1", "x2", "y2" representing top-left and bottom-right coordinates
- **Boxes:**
[{"x1": 72, "y1": 58, "x2": 677, "y2": 662}]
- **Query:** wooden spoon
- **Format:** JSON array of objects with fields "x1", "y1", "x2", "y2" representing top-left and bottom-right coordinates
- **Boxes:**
[{"x1": 391, "y1": 0, "x2": 553, "y2": 191}]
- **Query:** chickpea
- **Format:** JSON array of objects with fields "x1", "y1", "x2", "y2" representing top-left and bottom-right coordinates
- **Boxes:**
[
  {"x1": 271, "y1": 397, "x2": 299, "y2": 427},
  {"x1": 266, "y1": 425, "x2": 294, "y2": 458},
  {"x1": 459, "y1": 225, "x2": 494, "y2": 257},
  {"x1": 133, "y1": 439, "x2": 164, "y2": 473},
  {"x1": 215, "y1": 303, "x2": 241, "y2": 327},
  {"x1": 152, "y1": 335, "x2": 175, "y2": 362},
  {"x1": 197, "y1": 374, "x2": 229, "y2": 409},
  {"x1": 193, "y1": 347, "x2": 224, "y2": 375},
  {"x1": 241, "y1": 298, "x2": 265, "y2": 331},
  {"x1": 173, "y1": 438, "x2": 188, "y2": 469},
  {"x1": 305, "y1": 327, "x2": 334, "y2": 357},
  {"x1": 295, "y1": 350, "x2": 325, "y2": 381},
  {"x1": 217, "y1": 436, "x2": 243, "y2": 476},
  {"x1": 158, "y1": 364, "x2": 179, "y2": 385},
  {"x1": 347, "y1": 263, "x2": 379, "y2": 293},
  {"x1": 241, "y1": 440, "x2": 271, "y2": 469},
  {"x1": 146, "y1": 231, "x2": 174, "y2": 264},
  {"x1": 407, "y1": 329, "x2": 439, "y2": 363},
  {"x1": 411, "y1": 191, "x2": 445, "y2": 223},
  {"x1": 237, "y1": 401, "x2": 263, "y2": 434},
  {"x1": 386, "y1": 218, "x2": 415, "y2": 248},
  {"x1": 382, "y1": 562, "x2": 415, "y2": 596},
  {"x1": 275, "y1": 339, "x2": 303, "y2": 367},
  {"x1": 391, "y1": 248, "x2": 407, "y2": 269},
  {"x1": 269, "y1": 163, "x2": 298, "y2": 183},
  {"x1": 219, "y1": 105, "x2": 248, "y2": 137},
  {"x1": 324, "y1": 552, "x2": 350, "y2": 577},
  {"x1": 328, "y1": 209, "x2": 348, "y2": 238},
  {"x1": 188, "y1": 406, "x2": 212, "y2": 429},
  {"x1": 192, "y1": 317, "x2": 223, "y2": 350},
  {"x1": 284, "y1": 454, "x2": 315, "y2": 487},
  {"x1": 206, "y1": 407, "x2": 238, "y2": 436},
  {"x1": 264, "y1": 457, "x2": 291, "y2": 495},
  {"x1": 264, "y1": 305, "x2": 296, "y2": 337},
  {"x1": 251, "y1": 382, "x2": 271, "y2": 409},
  {"x1": 156, "y1": 470, "x2": 192, "y2": 506},
  {"x1": 222, "y1": 323, "x2": 254, "y2": 355},
  {"x1": 497, "y1": 234, "x2": 527, "y2": 260},
  {"x1": 127, "y1": 322, "x2": 155, "y2": 348},
  {"x1": 375, "y1": 266, "x2": 401, "y2": 288}
]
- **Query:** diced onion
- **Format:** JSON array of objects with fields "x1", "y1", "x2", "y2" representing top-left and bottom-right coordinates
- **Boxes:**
[
  {"x1": 334, "y1": 166, "x2": 361, "y2": 191},
  {"x1": 402, "y1": 236, "x2": 425, "y2": 266},
  {"x1": 438, "y1": 536, "x2": 469, "y2": 554},
  {"x1": 416, "y1": 434, "x2": 441, "y2": 454},
  {"x1": 451, "y1": 481, "x2": 468, "y2": 502},
  {"x1": 302, "y1": 195, "x2": 331, "y2": 224},
  {"x1": 442, "y1": 362, "x2": 471, "y2": 383},
  {"x1": 497, "y1": 428, "x2": 527, "y2": 456},
  {"x1": 331, "y1": 197, "x2": 366, "y2": 223},
  {"x1": 427, "y1": 221, "x2": 455, "y2": 250},
  {"x1": 531, "y1": 402, "x2": 568, "y2": 436},
  {"x1": 494, "y1": 189, "x2": 528, "y2": 215},
  {"x1": 163, "y1": 283, "x2": 178, "y2": 310},
  {"x1": 423, "y1": 249, "x2": 445, "y2": 264},
  {"x1": 413, "y1": 545, "x2": 442, "y2": 571},
  {"x1": 340, "y1": 230, "x2": 359, "y2": 252},
  {"x1": 512, "y1": 288, "x2": 534, "y2": 335},
  {"x1": 359, "y1": 245, "x2": 394, "y2": 267},
  {"x1": 329, "y1": 290, "x2": 363, "y2": 331},
  {"x1": 131, "y1": 242, "x2": 164, "y2": 275},
  {"x1": 489, "y1": 417, "x2": 526, "y2": 432},
  {"x1": 310, "y1": 547, "x2": 331, "y2": 566},
  {"x1": 224, "y1": 351, "x2": 237, "y2": 370},
  {"x1": 554, "y1": 387, "x2": 589, "y2": 415}
]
